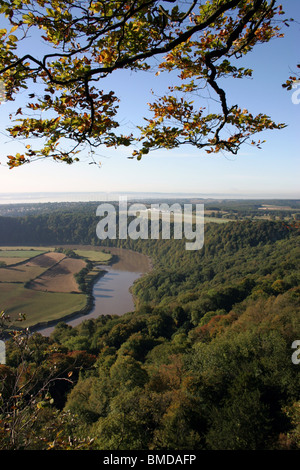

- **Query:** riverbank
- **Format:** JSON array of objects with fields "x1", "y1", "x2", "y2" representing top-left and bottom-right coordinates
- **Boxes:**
[
  {"x1": 34, "y1": 246, "x2": 152, "y2": 335},
  {"x1": 0, "y1": 245, "x2": 152, "y2": 338},
  {"x1": 29, "y1": 266, "x2": 107, "y2": 334}
]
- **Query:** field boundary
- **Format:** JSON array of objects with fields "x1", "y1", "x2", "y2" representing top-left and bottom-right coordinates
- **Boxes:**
[
  {"x1": 0, "y1": 246, "x2": 113, "y2": 332},
  {"x1": 24, "y1": 253, "x2": 67, "y2": 290},
  {"x1": 0, "y1": 249, "x2": 51, "y2": 268},
  {"x1": 29, "y1": 268, "x2": 107, "y2": 332}
]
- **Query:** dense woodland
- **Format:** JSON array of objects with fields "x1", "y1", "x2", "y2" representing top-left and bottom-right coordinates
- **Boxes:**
[{"x1": 0, "y1": 208, "x2": 299, "y2": 450}]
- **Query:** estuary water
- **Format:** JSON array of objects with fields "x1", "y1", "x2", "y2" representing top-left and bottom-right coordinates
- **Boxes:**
[{"x1": 68, "y1": 247, "x2": 151, "y2": 326}]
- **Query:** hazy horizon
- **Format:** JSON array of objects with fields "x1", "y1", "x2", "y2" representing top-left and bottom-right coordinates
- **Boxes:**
[{"x1": 0, "y1": 190, "x2": 299, "y2": 205}]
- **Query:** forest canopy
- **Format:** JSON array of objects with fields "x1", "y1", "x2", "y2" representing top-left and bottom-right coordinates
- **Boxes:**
[
  {"x1": 0, "y1": 216, "x2": 299, "y2": 450},
  {"x1": 0, "y1": 0, "x2": 291, "y2": 167}
]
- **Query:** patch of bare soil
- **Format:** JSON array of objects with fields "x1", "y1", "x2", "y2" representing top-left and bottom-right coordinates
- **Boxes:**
[
  {"x1": 30, "y1": 257, "x2": 87, "y2": 293},
  {"x1": 26, "y1": 252, "x2": 66, "y2": 267}
]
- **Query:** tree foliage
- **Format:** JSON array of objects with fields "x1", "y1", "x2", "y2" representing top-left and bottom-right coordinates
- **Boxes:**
[{"x1": 0, "y1": 0, "x2": 290, "y2": 167}]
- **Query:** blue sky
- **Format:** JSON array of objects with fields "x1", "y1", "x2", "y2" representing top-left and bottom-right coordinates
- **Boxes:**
[{"x1": 0, "y1": 0, "x2": 299, "y2": 199}]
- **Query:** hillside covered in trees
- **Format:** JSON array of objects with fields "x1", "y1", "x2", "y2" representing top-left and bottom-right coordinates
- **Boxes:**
[
  {"x1": 0, "y1": 0, "x2": 298, "y2": 454},
  {"x1": 0, "y1": 216, "x2": 299, "y2": 450}
]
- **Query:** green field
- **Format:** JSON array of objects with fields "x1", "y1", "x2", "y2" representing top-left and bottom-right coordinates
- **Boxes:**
[
  {"x1": 74, "y1": 249, "x2": 112, "y2": 263},
  {"x1": 204, "y1": 216, "x2": 233, "y2": 224},
  {"x1": 0, "y1": 246, "x2": 54, "y2": 253},
  {"x1": 0, "y1": 249, "x2": 48, "y2": 258},
  {"x1": 0, "y1": 248, "x2": 51, "y2": 268},
  {"x1": 0, "y1": 283, "x2": 86, "y2": 328}
]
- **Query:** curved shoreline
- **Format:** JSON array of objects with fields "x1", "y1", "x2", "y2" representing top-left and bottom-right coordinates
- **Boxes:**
[
  {"x1": 29, "y1": 267, "x2": 107, "y2": 334},
  {"x1": 31, "y1": 247, "x2": 152, "y2": 335}
]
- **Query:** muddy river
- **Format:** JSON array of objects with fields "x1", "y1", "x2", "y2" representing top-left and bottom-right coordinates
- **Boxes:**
[{"x1": 37, "y1": 247, "x2": 151, "y2": 336}]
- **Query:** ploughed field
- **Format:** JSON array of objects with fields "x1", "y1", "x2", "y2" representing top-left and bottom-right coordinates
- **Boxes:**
[
  {"x1": 0, "y1": 246, "x2": 111, "y2": 329},
  {"x1": 28, "y1": 254, "x2": 86, "y2": 293}
]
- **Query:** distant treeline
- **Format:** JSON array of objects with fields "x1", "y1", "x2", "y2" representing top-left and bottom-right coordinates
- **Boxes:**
[
  {"x1": 0, "y1": 207, "x2": 295, "y2": 247},
  {"x1": 0, "y1": 198, "x2": 299, "y2": 218},
  {"x1": 0, "y1": 212, "x2": 99, "y2": 245}
]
